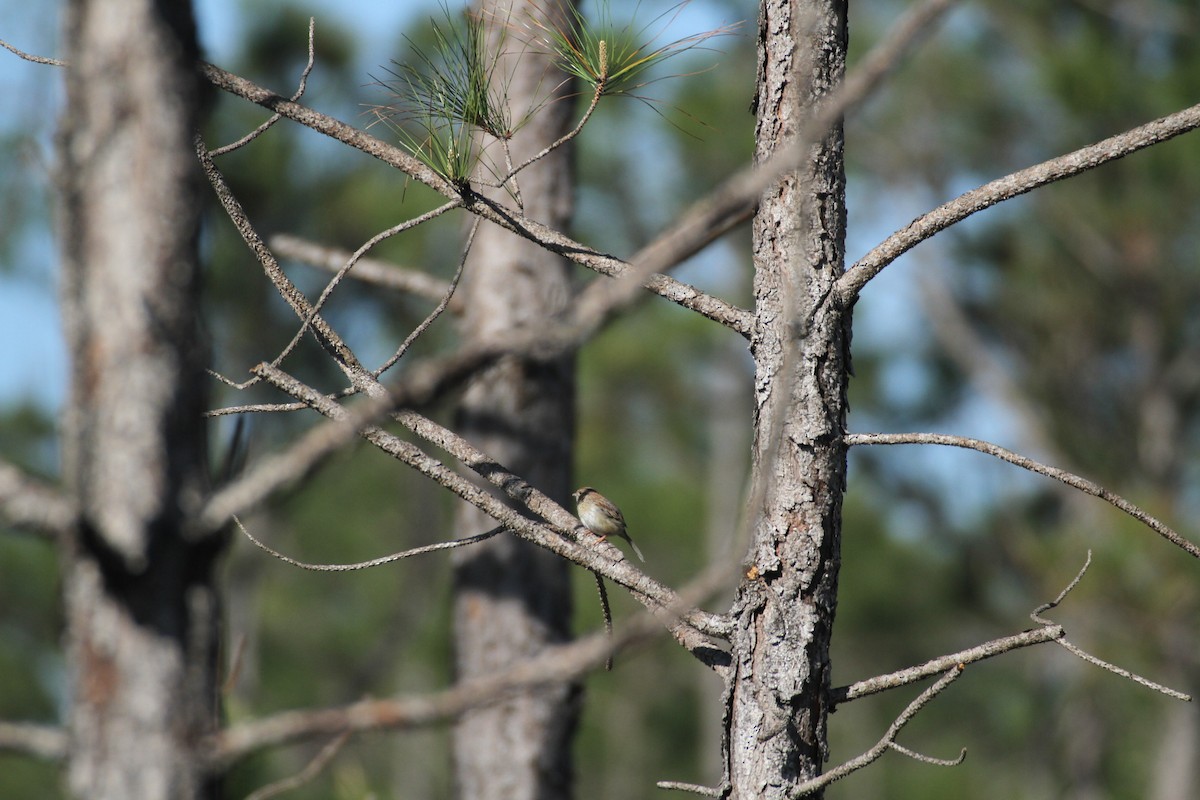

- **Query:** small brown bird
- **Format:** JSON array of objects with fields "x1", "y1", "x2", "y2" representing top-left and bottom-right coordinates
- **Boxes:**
[{"x1": 573, "y1": 486, "x2": 645, "y2": 562}]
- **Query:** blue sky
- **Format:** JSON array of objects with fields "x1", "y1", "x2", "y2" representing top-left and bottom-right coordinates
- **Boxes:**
[
  {"x1": 0, "y1": 0, "x2": 746, "y2": 413},
  {"x1": 0, "y1": 0, "x2": 444, "y2": 412}
]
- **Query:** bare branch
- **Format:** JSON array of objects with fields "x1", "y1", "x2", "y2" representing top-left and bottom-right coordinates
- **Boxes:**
[
  {"x1": 270, "y1": 233, "x2": 453, "y2": 301},
  {"x1": 209, "y1": 17, "x2": 317, "y2": 158},
  {"x1": 235, "y1": 517, "x2": 504, "y2": 571},
  {"x1": 243, "y1": 731, "x2": 350, "y2": 800},
  {"x1": 0, "y1": 38, "x2": 66, "y2": 66},
  {"x1": 830, "y1": 626, "x2": 1064, "y2": 707},
  {"x1": 371, "y1": 216, "x2": 477, "y2": 378},
  {"x1": 837, "y1": 101, "x2": 1200, "y2": 303},
  {"x1": 1029, "y1": 552, "x2": 1191, "y2": 701},
  {"x1": 656, "y1": 781, "x2": 720, "y2": 796},
  {"x1": 0, "y1": 460, "x2": 72, "y2": 538},
  {"x1": 210, "y1": 577, "x2": 697, "y2": 766},
  {"x1": 1053, "y1": 637, "x2": 1191, "y2": 701},
  {"x1": 1030, "y1": 550, "x2": 1093, "y2": 625},
  {"x1": 797, "y1": 667, "x2": 965, "y2": 795},
  {"x1": 846, "y1": 432, "x2": 1200, "y2": 559},
  {"x1": 889, "y1": 742, "x2": 967, "y2": 767},
  {"x1": 0, "y1": 721, "x2": 67, "y2": 760}
]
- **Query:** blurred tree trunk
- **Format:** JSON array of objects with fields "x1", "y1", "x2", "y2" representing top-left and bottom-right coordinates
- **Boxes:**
[
  {"x1": 726, "y1": 0, "x2": 848, "y2": 796},
  {"x1": 58, "y1": 1, "x2": 218, "y2": 798},
  {"x1": 450, "y1": 0, "x2": 579, "y2": 798}
]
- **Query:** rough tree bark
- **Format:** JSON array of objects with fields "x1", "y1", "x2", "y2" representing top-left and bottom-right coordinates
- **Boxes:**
[
  {"x1": 450, "y1": 1, "x2": 580, "y2": 798},
  {"x1": 725, "y1": 0, "x2": 849, "y2": 796},
  {"x1": 58, "y1": 1, "x2": 219, "y2": 798}
]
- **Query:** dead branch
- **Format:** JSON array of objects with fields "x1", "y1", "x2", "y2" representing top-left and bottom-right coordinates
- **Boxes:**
[
  {"x1": 846, "y1": 432, "x2": 1200, "y2": 559},
  {"x1": 0, "y1": 37, "x2": 66, "y2": 66},
  {"x1": 210, "y1": 576, "x2": 704, "y2": 766},
  {"x1": 837, "y1": 101, "x2": 1200, "y2": 303},
  {"x1": 209, "y1": 17, "x2": 317, "y2": 158},
  {"x1": 829, "y1": 626, "x2": 1064, "y2": 708},
  {"x1": 194, "y1": 133, "x2": 369, "y2": 387},
  {"x1": 270, "y1": 233, "x2": 452, "y2": 302},
  {"x1": 235, "y1": 517, "x2": 504, "y2": 571}
]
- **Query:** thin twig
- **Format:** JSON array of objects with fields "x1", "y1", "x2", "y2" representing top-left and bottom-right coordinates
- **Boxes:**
[
  {"x1": 372, "y1": 216, "x2": 477, "y2": 378},
  {"x1": 206, "y1": 401, "x2": 312, "y2": 417},
  {"x1": 1030, "y1": 550, "x2": 1093, "y2": 625},
  {"x1": 267, "y1": 200, "x2": 461, "y2": 376},
  {"x1": 846, "y1": 432, "x2": 1200, "y2": 559},
  {"x1": 210, "y1": 17, "x2": 317, "y2": 158},
  {"x1": 888, "y1": 742, "x2": 966, "y2": 767},
  {"x1": 655, "y1": 781, "x2": 720, "y2": 796},
  {"x1": 1029, "y1": 552, "x2": 1191, "y2": 701},
  {"x1": 504, "y1": 81, "x2": 602, "y2": 181},
  {"x1": 0, "y1": 38, "x2": 66, "y2": 66},
  {"x1": 243, "y1": 731, "x2": 351, "y2": 800},
  {"x1": 797, "y1": 667, "x2": 965, "y2": 795},
  {"x1": 235, "y1": 517, "x2": 504, "y2": 572},
  {"x1": 270, "y1": 234, "x2": 452, "y2": 301}
]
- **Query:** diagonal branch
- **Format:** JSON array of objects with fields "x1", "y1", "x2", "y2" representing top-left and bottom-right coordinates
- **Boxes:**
[
  {"x1": 846, "y1": 432, "x2": 1200, "y2": 559},
  {"x1": 837, "y1": 101, "x2": 1200, "y2": 303},
  {"x1": 249, "y1": 363, "x2": 732, "y2": 662},
  {"x1": 797, "y1": 667, "x2": 965, "y2": 795},
  {"x1": 198, "y1": 61, "x2": 752, "y2": 334}
]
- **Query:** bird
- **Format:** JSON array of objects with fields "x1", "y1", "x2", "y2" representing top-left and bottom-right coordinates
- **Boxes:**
[{"x1": 572, "y1": 486, "x2": 645, "y2": 562}]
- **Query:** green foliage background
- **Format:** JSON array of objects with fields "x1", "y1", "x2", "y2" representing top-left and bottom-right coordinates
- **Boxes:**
[{"x1": 2, "y1": 0, "x2": 1199, "y2": 798}]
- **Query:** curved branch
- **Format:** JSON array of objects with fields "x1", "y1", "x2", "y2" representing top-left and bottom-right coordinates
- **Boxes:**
[
  {"x1": 208, "y1": 17, "x2": 317, "y2": 157},
  {"x1": 837, "y1": 101, "x2": 1200, "y2": 303},
  {"x1": 846, "y1": 432, "x2": 1200, "y2": 559},
  {"x1": 799, "y1": 667, "x2": 965, "y2": 795},
  {"x1": 0, "y1": 38, "x2": 66, "y2": 66},
  {"x1": 236, "y1": 518, "x2": 505, "y2": 572}
]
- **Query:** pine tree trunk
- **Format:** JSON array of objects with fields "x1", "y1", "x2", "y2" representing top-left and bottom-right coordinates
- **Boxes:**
[
  {"x1": 58, "y1": 1, "x2": 219, "y2": 797},
  {"x1": 726, "y1": 0, "x2": 849, "y2": 796},
  {"x1": 450, "y1": 1, "x2": 580, "y2": 798}
]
